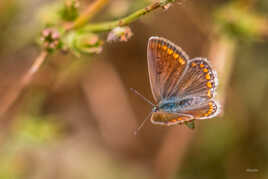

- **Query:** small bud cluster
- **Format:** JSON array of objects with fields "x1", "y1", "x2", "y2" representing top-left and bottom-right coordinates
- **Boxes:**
[
  {"x1": 78, "y1": 34, "x2": 103, "y2": 54},
  {"x1": 68, "y1": 32, "x2": 103, "y2": 56},
  {"x1": 40, "y1": 28, "x2": 61, "y2": 52}
]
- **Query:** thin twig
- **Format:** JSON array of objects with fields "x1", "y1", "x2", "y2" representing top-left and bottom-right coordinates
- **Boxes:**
[
  {"x1": 0, "y1": 51, "x2": 48, "y2": 117},
  {"x1": 21, "y1": 51, "x2": 48, "y2": 86},
  {"x1": 68, "y1": 0, "x2": 110, "y2": 30},
  {"x1": 80, "y1": 0, "x2": 173, "y2": 32}
]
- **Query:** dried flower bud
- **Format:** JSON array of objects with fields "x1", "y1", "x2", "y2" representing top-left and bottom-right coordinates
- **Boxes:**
[
  {"x1": 41, "y1": 28, "x2": 61, "y2": 52},
  {"x1": 162, "y1": 3, "x2": 172, "y2": 10},
  {"x1": 107, "y1": 26, "x2": 133, "y2": 42}
]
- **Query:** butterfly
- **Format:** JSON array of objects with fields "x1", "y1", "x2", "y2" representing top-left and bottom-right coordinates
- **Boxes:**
[{"x1": 133, "y1": 36, "x2": 220, "y2": 132}]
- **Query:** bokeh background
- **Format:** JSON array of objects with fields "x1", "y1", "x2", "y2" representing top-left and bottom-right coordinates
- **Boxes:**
[{"x1": 0, "y1": 0, "x2": 268, "y2": 178}]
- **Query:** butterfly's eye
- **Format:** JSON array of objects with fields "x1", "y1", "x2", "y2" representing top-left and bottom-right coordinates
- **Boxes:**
[{"x1": 152, "y1": 106, "x2": 159, "y2": 112}]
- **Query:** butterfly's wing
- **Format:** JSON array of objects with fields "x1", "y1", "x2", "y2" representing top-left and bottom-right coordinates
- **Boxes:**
[
  {"x1": 171, "y1": 58, "x2": 218, "y2": 100},
  {"x1": 147, "y1": 37, "x2": 189, "y2": 102},
  {"x1": 171, "y1": 57, "x2": 220, "y2": 119},
  {"x1": 178, "y1": 98, "x2": 220, "y2": 120},
  {"x1": 151, "y1": 99, "x2": 220, "y2": 126},
  {"x1": 151, "y1": 111, "x2": 193, "y2": 126}
]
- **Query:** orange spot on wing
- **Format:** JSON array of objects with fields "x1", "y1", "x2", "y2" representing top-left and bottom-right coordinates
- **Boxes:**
[
  {"x1": 207, "y1": 82, "x2": 212, "y2": 88},
  {"x1": 203, "y1": 68, "x2": 208, "y2": 72},
  {"x1": 208, "y1": 90, "x2": 212, "y2": 98},
  {"x1": 200, "y1": 64, "x2": 205, "y2": 68},
  {"x1": 167, "y1": 49, "x2": 173, "y2": 55},
  {"x1": 173, "y1": 53, "x2": 179, "y2": 59},
  {"x1": 206, "y1": 107, "x2": 214, "y2": 116},
  {"x1": 162, "y1": 45, "x2": 167, "y2": 50},
  {"x1": 206, "y1": 73, "x2": 211, "y2": 80},
  {"x1": 191, "y1": 62, "x2": 197, "y2": 67},
  {"x1": 179, "y1": 58, "x2": 185, "y2": 65}
]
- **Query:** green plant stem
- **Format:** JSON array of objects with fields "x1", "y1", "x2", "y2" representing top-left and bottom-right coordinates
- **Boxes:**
[
  {"x1": 71, "y1": 0, "x2": 110, "y2": 29},
  {"x1": 80, "y1": 0, "x2": 175, "y2": 32}
]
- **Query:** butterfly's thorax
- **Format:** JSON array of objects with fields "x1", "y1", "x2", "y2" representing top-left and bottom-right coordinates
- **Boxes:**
[{"x1": 158, "y1": 97, "x2": 194, "y2": 113}]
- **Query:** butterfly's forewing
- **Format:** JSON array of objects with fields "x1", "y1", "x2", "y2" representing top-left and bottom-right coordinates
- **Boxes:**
[
  {"x1": 151, "y1": 111, "x2": 193, "y2": 126},
  {"x1": 147, "y1": 37, "x2": 189, "y2": 102},
  {"x1": 172, "y1": 58, "x2": 218, "y2": 100}
]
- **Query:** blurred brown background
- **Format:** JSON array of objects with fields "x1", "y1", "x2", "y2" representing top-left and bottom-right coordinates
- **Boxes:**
[{"x1": 0, "y1": 0, "x2": 268, "y2": 179}]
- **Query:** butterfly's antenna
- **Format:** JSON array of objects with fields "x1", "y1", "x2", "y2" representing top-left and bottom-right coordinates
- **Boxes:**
[
  {"x1": 130, "y1": 88, "x2": 154, "y2": 106},
  {"x1": 134, "y1": 112, "x2": 152, "y2": 135}
]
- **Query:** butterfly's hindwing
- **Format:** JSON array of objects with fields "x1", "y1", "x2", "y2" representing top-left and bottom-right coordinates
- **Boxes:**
[
  {"x1": 180, "y1": 99, "x2": 220, "y2": 119},
  {"x1": 151, "y1": 111, "x2": 193, "y2": 126}
]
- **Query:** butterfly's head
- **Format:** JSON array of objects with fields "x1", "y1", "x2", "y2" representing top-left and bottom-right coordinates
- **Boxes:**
[{"x1": 152, "y1": 106, "x2": 159, "y2": 112}]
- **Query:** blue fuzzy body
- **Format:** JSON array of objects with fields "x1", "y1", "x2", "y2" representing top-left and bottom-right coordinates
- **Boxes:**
[{"x1": 158, "y1": 97, "x2": 193, "y2": 113}]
